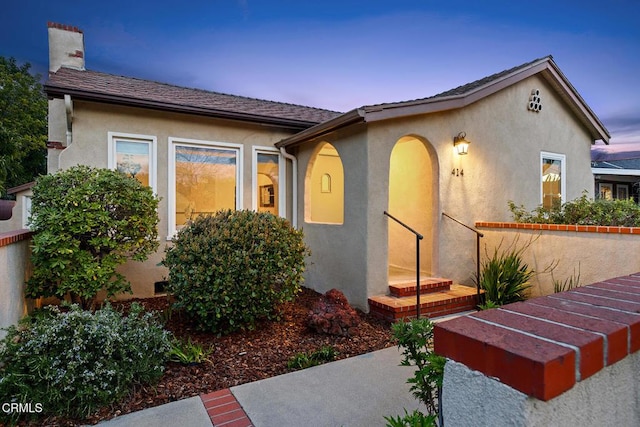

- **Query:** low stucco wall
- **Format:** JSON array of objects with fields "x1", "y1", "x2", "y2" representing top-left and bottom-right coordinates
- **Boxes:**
[
  {"x1": 0, "y1": 230, "x2": 33, "y2": 340},
  {"x1": 476, "y1": 222, "x2": 640, "y2": 297},
  {"x1": 435, "y1": 272, "x2": 640, "y2": 426},
  {"x1": 442, "y1": 355, "x2": 640, "y2": 427}
]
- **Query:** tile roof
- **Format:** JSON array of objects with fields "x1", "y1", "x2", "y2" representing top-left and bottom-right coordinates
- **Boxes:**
[
  {"x1": 363, "y1": 56, "x2": 551, "y2": 110},
  {"x1": 45, "y1": 67, "x2": 342, "y2": 128},
  {"x1": 592, "y1": 159, "x2": 640, "y2": 170},
  {"x1": 277, "y1": 55, "x2": 609, "y2": 148}
]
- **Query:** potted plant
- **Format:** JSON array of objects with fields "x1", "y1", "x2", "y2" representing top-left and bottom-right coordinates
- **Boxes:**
[{"x1": 0, "y1": 198, "x2": 15, "y2": 220}]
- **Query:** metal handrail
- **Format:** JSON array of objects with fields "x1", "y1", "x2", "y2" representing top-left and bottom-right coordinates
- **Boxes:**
[
  {"x1": 384, "y1": 211, "x2": 424, "y2": 319},
  {"x1": 442, "y1": 212, "x2": 484, "y2": 299}
]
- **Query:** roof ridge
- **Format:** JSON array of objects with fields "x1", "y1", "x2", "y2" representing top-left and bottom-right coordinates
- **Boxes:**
[
  {"x1": 71, "y1": 67, "x2": 342, "y2": 115},
  {"x1": 363, "y1": 55, "x2": 553, "y2": 110},
  {"x1": 430, "y1": 55, "x2": 552, "y2": 99}
]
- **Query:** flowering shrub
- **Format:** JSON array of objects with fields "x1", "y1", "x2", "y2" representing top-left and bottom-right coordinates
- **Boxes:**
[
  {"x1": 307, "y1": 289, "x2": 360, "y2": 336},
  {"x1": 163, "y1": 210, "x2": 310, "y2": 334},
  {"x1": 0, "y1": 303, "x2": 171, "y2": 422}
]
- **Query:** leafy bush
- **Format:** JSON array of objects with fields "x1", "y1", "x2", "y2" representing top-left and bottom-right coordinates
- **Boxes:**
[
  {"x1": 390, "y1": 318, "x2": 445, "y2": 423},
  {"x1": 0, "y1": 303, "x2": 171, "y2": 422},
  {"x1": 287, "y1": 346, "x2": 338, "y2": 371},
  {"x1": 552, "y1": 263, "x2": 582, "y2": 293},
  {"x1": 163, "y1": 209, "x2": 310, "y2": 334},
  {"x1": 168, "y1": 338, "x2": 212, "y2": 365},
  {"x1": 384, "y1": 408, "x2": 436, "y2": 427},
  {"x1": 475, "y1": 238, "x2": 534, "y2": 307},
  {"x1": 509, "y1": 192, "x2": 640, "y2": 226},
  {"x1": 26, "y1": 166, "x2": 160, "y2": 308},
  {"x1": 307, "y1": 288, "x2": 360, "y2": 336}
]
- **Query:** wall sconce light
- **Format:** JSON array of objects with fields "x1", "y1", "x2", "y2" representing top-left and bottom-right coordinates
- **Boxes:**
[{"x1": 453, "y1": 132, "x2": 470, "y2": 155}]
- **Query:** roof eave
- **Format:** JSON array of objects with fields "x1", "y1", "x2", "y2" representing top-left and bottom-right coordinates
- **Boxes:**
[
  {"x1": 592, "y1": 167, "x2": 640, "y2": 176},
  {"x1": 541, "y1": 60, "x2": 610, "y2": 144},
  {"x1": 7, "y1": 181, "x2": 35, "y2": 195},
  {"x1": 44, "y1": 84, "x2": 321, "y2": 131},
  {"x1": 276, "y1": 109, "x2": 366, "y2": 148},
  {"x1": 361, "y1": 57, "x2": 610, "y2": 144}
]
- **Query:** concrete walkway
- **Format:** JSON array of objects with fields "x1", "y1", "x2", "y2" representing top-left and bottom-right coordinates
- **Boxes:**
[{"x1": 97, "y1": 346, "x2": 426, "y2": 427}]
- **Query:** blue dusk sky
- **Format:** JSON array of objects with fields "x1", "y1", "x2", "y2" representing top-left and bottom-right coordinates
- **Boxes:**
[{"x1": 2, "y1": 1, "x2": 639, "y2": 148}]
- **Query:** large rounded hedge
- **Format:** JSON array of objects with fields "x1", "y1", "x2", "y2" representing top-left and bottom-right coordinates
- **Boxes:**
[{"x1": 163, "y1": 210, "x2": 310, "y2": 334}]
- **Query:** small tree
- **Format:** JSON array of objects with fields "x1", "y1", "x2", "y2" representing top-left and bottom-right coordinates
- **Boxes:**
[
  {"x1": 26, "y1": 166, "x2": 160, "y2": 308},
  {"x1": 0, "y1": 57, "x2": 47, "y2": 196},
  {"x1": 385, "y1": 318, "x2": 446, "y2": 427}
]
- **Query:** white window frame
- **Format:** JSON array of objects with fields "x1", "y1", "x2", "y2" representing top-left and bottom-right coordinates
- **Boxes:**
[
  {"x1": 168, "y1": 137, "x2": 243, "y2": 238},
  {"x1": 21, "y1": 194, "x2": 32, "y2": 230},
  {"x1": 108, "y1": 132, "x2": 157, "y2": 193},
  {"x1": 540, "y1": 151, "x2": 566, "y2": 206},
  {"x1": 251, "y1": 146, "x2": 285, "y2": 217}
]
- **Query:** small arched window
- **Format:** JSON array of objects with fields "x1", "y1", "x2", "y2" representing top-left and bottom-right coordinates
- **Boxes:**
[{"x1": 305, "y1": 142, "x2": 344, "y2": 224}]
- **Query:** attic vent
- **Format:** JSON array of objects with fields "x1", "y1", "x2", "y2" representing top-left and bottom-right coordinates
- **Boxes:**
[{"x1": 528, "y1": 89, "x2": 542, "y2": 112}]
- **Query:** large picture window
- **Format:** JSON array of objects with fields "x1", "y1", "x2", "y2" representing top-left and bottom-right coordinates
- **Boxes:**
[
  {"x1": 169, "y1": 138, "x2": 242, "y2": 235},
  {"x1": 541, "y1": 152, "x2": 566, "y2": 210},
  {"x1": 108, "y1": 132, "x2": 157, "y2": 192}
]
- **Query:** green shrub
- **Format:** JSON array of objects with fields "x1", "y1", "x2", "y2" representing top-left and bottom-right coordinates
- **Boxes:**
[
  {"x1": 26, "y1": 166, "x2": 160, "y2": 308},
  {"x1": 168, "y1": 338, "x2": 212, "y2": 365},
  {"x1": 475, "y1": 238, "x2": 534, "y2": 307},
  {"x1": 0, "y1": 303, "x2": 171, "y2": 422},
  {"x1": 390, "y1": 318, "x2": 445, "y2": 423},
  {"x1": 384, "y1": 408, "x2": 436, "y2": 427},
  {"x1": 163, "y1": 209, "x2": 310, "y2": 334},
  {"x1": 552, "y1": 263, "x2": 582, "y2": 293},
  {"x1": 287, "y1": 346, "x2": 338, "y2": 371},
  {"x1": 509, "y1": 192, "x2": 640, "y2": 226}
]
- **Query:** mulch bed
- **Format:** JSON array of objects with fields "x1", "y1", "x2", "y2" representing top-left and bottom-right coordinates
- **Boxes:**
[{"x1": 38, "y1": 287, "x2": 395, "y2": 426}]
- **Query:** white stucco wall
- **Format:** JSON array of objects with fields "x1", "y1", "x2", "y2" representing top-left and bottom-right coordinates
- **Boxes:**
[
  {"x1": 478, "y1": 226, "x2": 640, "y2": 297},
  {"x1": 442, "y1": 355, "x2": 640, "y2": 427},
  {"x1": 0, "y1": 234, "x2": 32, "y2": 340},
  {"x1": 293, "y1": 73, "x2": 597, "y2": 308},
  {"x1": 295, "y1": 124, "x2": 370, "y2": 309},
  {"x1": 47, "y1": 100, "x2": 297, "y2": 298}
]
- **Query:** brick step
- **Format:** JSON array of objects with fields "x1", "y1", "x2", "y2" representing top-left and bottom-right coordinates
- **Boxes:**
[
  {"x1": 389, "y1": 277, "x2": 453, "y2": 297},
  {"x1": 368, "y1": 285, "x2": 482, "y2": 322}
]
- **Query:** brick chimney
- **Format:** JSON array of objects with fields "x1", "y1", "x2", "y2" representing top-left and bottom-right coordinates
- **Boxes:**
[{"x1": 48, "y1": 22, "x2": 85, "y2": 73}]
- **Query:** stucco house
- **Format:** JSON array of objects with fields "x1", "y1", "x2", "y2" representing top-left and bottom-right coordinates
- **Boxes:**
[
  {"x1": 43, "y1": 22, "x2": 609, "y2": 317},
  {"x1": 591, "y1": 146, "x2": 640, "y2": 202}
]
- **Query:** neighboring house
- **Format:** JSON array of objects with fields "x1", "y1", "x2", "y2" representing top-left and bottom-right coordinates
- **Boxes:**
[
  {"x1": 0, "y1": 182, "x2": 33, "y2": 232},
  {"x1": 591, "y1": 147, "x2": 640, "y2": 202},
  {"x1": 44, "y1": 22, "x2": 609, "y2": 312}
]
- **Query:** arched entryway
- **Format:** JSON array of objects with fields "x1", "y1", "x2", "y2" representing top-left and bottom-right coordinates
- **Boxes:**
[
  {"x1": 388, "y1": 136, "x2": 436, "y2": 279},
  {"x1": 304, "y1": 142, "x2": 344, "y2": 224}
]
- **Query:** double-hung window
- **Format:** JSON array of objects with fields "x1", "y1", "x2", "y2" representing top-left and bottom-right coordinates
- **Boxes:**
[
  {"x1": 108, "y1": 132, "x2": 157, "y2": 192},
  {"x1": 540, "y1": 152, "x2": 566, "y2": 210}
]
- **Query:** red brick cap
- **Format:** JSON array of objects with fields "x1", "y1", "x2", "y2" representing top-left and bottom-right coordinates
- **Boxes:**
[
  {"x1": 47, "y1": 22, "x2": 83, "y2": 33},
  {"x1": 434, "y1": 273, "x2": 640, "y2": 401}
]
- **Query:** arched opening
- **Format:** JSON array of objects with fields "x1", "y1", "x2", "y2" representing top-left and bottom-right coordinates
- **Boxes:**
[
  {"x1": 305, "y1": 142, "x2": 344, "y2": 224},
  {"x1": 388, "y1": 136, "x2": 434, "y2": 278}
]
